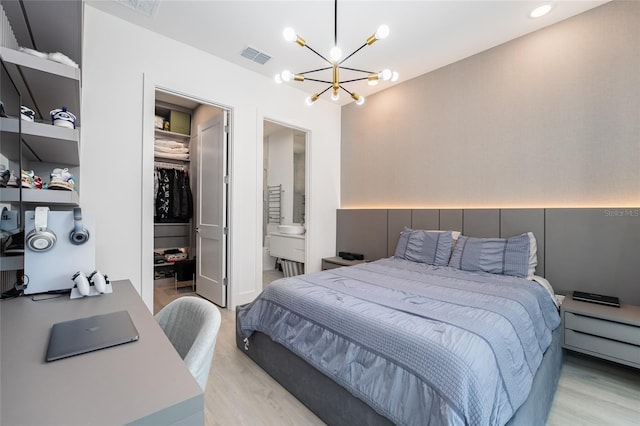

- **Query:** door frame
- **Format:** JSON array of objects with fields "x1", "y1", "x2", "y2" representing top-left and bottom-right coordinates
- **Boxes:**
[
  {"x1": 261, "y1": 117, "x2": 311, "y2": 271},
  {"x1": 142, "y1": 75, "x2": 232, "y2": 311}
]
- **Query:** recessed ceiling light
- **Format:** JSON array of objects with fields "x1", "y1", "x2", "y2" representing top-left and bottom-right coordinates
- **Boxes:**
[{"x1": 529, "y1": 4, "x2": 553, "y2": 19}]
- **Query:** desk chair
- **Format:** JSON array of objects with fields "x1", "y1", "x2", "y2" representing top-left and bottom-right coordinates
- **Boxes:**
[{"x1": 155, "y1": 296, "x2": 221, "y2": 390}]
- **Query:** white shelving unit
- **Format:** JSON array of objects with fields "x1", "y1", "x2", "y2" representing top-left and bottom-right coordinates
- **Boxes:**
[
  {"x1": 0, "y1": 1, "x2": 82, "y2": 276},
  {"x1": 0, "y1": 118, "x2": 80, "y2": 165},
  {"x1": 153, "y1": 99, "x2": 193, "y2": 285}
]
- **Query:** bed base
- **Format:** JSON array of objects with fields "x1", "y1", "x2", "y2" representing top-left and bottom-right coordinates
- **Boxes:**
[{"x1": 236, "y1": 312, "x2": 563, "y2": 426}]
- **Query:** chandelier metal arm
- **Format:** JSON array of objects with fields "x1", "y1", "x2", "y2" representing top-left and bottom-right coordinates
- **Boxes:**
[
  {"x1": 339, "y1": 85, "x2": 355, "y2": 95},
  {"x1": 334, "y1": 0, "x2": 338, "y2": 46},
  {"x1": 340, "y1": 77, "x2": 370, "y2": 84},
  {"x1": 304, "y1": 78, "x2": 334, "y2": 84},
  {"x1": 299, "y1": 66, "x2": 333, "y2": 75},
  {"x1": 339, "y1": 65, "x2": 375, "y2": 74},
  {"x1": 304, "y1": 44, "x2": 332, "y2": 65},
  {"x1": 319, "y1": 86, "x2": 332, "y2": 96},
  {"x1": 339, "y1": 43, "x2": 368, "y2": 65}
]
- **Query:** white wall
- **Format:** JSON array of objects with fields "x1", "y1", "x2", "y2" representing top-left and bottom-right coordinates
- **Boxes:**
[{"x1": 81, "y1": 6, "x2": 341, "y2": 311}]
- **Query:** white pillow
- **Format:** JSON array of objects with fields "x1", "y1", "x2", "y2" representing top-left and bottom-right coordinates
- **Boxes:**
[{"x1": 529, "y1": 275, "x2": 557, "y2": 307}]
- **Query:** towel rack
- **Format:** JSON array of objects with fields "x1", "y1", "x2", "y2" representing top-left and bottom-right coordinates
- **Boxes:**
[{"x1": 267, "y1": 184, "x2": 282, "y2": 224}]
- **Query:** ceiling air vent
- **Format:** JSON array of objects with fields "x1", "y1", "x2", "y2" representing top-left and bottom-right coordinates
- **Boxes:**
[
  {"x1": 241, "y1": 46, "x2": 271, "y2": 65},
  {"x1": 117, "y1": 0, "x2": 160, "y2": 17}
]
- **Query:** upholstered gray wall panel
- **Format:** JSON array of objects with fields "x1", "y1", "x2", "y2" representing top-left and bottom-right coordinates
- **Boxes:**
[
  {"x1": 501, "y1": 209, "x2": 545, "y2": 277},
  {"x1": 388, "y1": 210, "x2": 411, "y2": 257},
  {"x1": 336, "y1": 208, "x2": 640, "y2": 305},
  {"x1": 411, "y1": 210, "x2": 440, "y2": 230},
  {"x1": 439, "y1": 210, "x2": 463, "y2": 232},
  {"x1": 462, "y1": 209, "x2": 500, "y2": 237},
  {"x1": 545, "y1": 208, "x2": 640, "y2": 305},
  {"x1": 336, "y1": 209, "x2": 388, "y2": 261}
]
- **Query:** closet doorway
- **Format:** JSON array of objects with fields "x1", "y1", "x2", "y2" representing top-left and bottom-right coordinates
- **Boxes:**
[
  {"x1": 262, "y1": 119, "x2": 308, "y2": 287},
  {"x1": 153, "y1": 89, "x2": 229, "y2": 308}
]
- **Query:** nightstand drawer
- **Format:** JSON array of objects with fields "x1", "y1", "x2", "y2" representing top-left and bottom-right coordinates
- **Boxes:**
[
  {"x1": 565, "y1": 312, "x2": 640, "y2": 345},
  {"x1": 565, "y1": 329, "x2": 640, "y2": 366}
]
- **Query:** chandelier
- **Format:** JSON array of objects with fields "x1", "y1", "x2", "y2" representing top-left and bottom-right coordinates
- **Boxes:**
[{"x1": 275, "y1": 0, "x2": 398, "y2": 106}]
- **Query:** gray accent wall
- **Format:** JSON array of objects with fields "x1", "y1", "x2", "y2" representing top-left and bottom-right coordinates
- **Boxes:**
[
  {"x1": 336, "y1": 208, "x2": 640, "y2": 305},
  {"x1": 340, "y1": 1, "x2": 640, "y2": 208}
]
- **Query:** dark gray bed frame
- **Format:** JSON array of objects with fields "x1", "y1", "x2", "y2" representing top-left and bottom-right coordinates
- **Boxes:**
[{"x1": 236, "y1": 207, "x2": 639, "y2": 425}]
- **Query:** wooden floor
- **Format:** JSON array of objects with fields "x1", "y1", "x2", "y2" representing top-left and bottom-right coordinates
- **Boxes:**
[{"x1": 154, "y1": 280, "x2": 640, "y2": 426}]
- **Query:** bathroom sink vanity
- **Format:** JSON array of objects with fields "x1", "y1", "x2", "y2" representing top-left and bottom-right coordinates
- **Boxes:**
[{"x1": 269, "y1": 232, "x2": 305, "y2": 263}]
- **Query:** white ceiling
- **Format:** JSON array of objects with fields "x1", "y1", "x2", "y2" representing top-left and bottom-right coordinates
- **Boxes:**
[{"x1": 88, "y1": 0, "x2": 609, "y2": 105}]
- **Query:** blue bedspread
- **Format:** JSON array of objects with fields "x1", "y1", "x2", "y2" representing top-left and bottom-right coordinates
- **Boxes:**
[{"x1": 237, "y1": 258, "x2": 560, "y2": 426}]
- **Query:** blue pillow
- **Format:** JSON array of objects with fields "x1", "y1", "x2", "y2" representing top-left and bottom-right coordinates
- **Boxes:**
[
  {"x1": 394, "y1": 228, "x2": 453, "y2": 266},
  {"x1": 448, "y1": 233, "x2": 536, "y2": 278}
]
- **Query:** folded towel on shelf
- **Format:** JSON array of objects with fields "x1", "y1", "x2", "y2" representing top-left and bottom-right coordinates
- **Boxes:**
[
  {"x1": 154, "y1": 152, "x2": 190, "y2": 161},
  {"x1": 19, "y1": 47, "x2": 79, "y2": 68},
  {"x1": 154, "y1": 145, "x2": 189, "y2": 154},
  {"x1": 155, "y1": 139, "x2": 186, "y2": 149}
]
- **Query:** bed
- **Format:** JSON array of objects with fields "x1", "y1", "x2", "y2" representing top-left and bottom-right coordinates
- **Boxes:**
[{"x1": 236, "y1": 229, "x2": 562, "y2": 426}]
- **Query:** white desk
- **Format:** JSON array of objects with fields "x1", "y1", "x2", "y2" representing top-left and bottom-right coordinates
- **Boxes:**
[{"x1": 0, "y1": 280, "x2": 203, "y2": 425}]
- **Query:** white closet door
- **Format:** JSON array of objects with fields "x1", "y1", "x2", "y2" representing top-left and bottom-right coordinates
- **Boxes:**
[{"x1": 195, "y1": 111, "x2": 227, "y2": 306}]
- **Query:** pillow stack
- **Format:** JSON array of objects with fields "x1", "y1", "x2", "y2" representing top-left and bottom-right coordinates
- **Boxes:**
[{"x1": 394, "y1": 228, "x2": 538, "y2": 278}]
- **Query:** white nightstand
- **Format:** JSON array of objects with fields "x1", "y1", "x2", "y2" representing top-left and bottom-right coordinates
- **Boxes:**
[
  {"x1": 561, "y1": 297, "x2": 640, "y2": 369},
  {"x1": 321, "y1": 256, "x2": 367, "y2": 270}
]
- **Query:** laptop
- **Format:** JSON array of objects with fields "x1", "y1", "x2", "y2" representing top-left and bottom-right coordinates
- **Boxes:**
[
  {"x1": 572, "y1": 291, "x2": 620, "y2": 308},
  {"x1": 46, "y1": 310, "x2": 139, "y2": 362}
]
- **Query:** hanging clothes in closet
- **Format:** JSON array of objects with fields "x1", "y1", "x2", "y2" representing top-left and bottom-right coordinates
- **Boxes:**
[{"x1": 154, "y1": 167, "x2": 193, "y2": 223}]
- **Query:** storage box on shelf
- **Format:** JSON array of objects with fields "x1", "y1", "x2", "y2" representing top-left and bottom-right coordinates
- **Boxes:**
[
  {"x1": 169, "y1": 110, "x2": 190, "y2": 135},
  {"x1": 155, "y1": 101, "x2": 191, "y2": 137},
  {"x1": 561, "y1": 297, "x2": 640, "y2": 369}
]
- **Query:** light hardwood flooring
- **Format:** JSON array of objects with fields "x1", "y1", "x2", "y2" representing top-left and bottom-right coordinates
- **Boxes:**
[{"x1": 154, "y1": 281, "x2": 640, "y2": 425}]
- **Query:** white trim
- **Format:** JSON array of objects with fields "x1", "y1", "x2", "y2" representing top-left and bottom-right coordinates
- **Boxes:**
[{"x1": 141, "y1": 74, "x2": 233, "y2": 311}]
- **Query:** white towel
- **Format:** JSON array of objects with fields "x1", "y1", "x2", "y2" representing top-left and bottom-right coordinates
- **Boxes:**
[
  {"x1": 154, "y1": 152, "x2": 190, "y2": 161},
  {"x1": 155, "y1": 139, "x2": 185, "y2": 149},
  {"x1": 154, "y1": 145, "x2": 189, "y2": 154}
]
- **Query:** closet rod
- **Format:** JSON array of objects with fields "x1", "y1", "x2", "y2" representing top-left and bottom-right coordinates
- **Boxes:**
[{"x1": 155, "y1": 161, "x2": 186, "y2": 171}]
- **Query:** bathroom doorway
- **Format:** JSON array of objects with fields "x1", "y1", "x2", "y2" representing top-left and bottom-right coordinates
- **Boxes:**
[{"x1": 262, "y1": 120, "x2": 308, "y2": 288}]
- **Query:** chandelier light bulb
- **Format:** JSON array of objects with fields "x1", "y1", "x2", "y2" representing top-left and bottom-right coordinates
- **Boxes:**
[
  {"x1": 375, "y1": 24, "x2": 390, "y2": 40},
  {"x1": 351, "y1": 93, "x2": 365, "y2": 105},
  {"x1": 305, "y1": 96, "x2": 314, "y2": 106},
  {"x1": 274, "y1": 74, "x2": 282, "y2": 84},
  {"x1": 281, "y1": 70, "x2": 292, "y2": 82},
  {"x1": 380, "y1": 69, "x2": 392, "y2": 81},
  {"x1": 391, "y1": 71, "x2": 399, "y2": 82},
  {"x1": 368, "y1": 79, "x2": 378, "y2": 86},
  {"x1": 283, "y1": 27, "x2": 297, "y2": 42},
  {"x1": 331, "y1": 92, "x2": 340, "y2": 101},
  {"x1": 329, "y1": 46, "x2": 343, "y2": 62}
]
